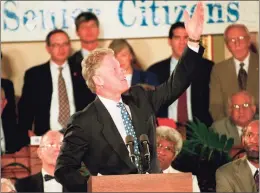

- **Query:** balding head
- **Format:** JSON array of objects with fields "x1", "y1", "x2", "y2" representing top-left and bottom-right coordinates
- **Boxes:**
[
  {"x1": 228, "y1": 91, "x2": 256, "y2": 127},
  {"x1": 37, "y1": 130, "x2": 64, "y2": 168},
  {"x1": 242, "y1": 120, "x2": 259, "y2": 162}
]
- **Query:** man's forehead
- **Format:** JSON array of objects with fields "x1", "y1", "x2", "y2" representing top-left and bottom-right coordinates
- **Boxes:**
[
  {"x1": 41, "y1": 132, "x2": 63, "y2": 143},
  {"x1": 232, "y1": 94, "x2": 252, "y2": 103},
  {"x1": 246, "y1": 122, "x2": 259, "y2": 133}
]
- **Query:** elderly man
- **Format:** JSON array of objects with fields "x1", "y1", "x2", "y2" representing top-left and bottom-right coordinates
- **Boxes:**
[
  {"x1": 156, "y1": 125, "x2": 200, "y2": 192},
  {"x1": 216, "y1": 120, "x2": 259, "y2": 192},
  {"x1": 15, "y1": 130, "x2": 66, "y2": 192},
  {"x1": 210, "y1": 24, "x2": 259, "y2": 121},
  {"x1": 1, "y1": 178, "x2": 16, "y2": 192},
  {"x1": 55, "y1": 2, "x2": 205, "y2": 192},
  {"x1": 210, "y1": 91, "x2": 256, "y2": 145}
]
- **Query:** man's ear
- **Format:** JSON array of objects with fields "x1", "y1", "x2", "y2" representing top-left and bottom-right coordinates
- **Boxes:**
[{"x1": 92, "y1": 75, "x2": 104, "y2": 86}]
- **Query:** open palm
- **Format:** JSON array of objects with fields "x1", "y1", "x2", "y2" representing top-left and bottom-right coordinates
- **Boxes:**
[{"x1": 184, "y1": 1, "x2": 204, "y2": 40}]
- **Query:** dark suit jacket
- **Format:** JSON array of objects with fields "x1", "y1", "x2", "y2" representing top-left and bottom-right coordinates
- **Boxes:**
[
  {"x1": 216, "y1": 156, "x2": 257, "y2": 192},
  {"x1": 54, "y1": 46, "x2": 205, "y2": 192},
  {"x1": 1, "y1": 78, "x2": 25, "y2": 153},
  {"x1": 147, "y1": 56, "x2": 214, "y2": 126},
  {"x1": 18, "y1": 60, "x2": 95, "y2": 142},
  {"x1": 15, "y1": 172, "x2": 67, "y2": 192},
  {"x1": 131, "y1": 69, "x2": 159, "y2": 86}
]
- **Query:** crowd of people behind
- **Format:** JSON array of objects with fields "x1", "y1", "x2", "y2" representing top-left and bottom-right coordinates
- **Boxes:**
[{"x1": 1, "y1": 9, "x2": 259, "y2": 193}]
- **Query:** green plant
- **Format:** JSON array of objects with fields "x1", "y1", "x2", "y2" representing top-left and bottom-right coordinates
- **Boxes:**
[{"x1": 182, "y1": 118, "x2": 234, "y2": 162}]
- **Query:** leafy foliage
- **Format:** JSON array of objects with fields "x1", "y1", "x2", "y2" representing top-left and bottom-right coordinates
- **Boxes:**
[{"x1": 182, "y1": 118, "x2": 234, "y2": 162}]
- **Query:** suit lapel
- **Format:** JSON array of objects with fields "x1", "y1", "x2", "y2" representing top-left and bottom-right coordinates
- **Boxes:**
[
  {"x1": 228, "y1": 58, "x2": 239, "y2": 93},
  {"x1": 44, "y1": 62, "x2": 53, "y2": 116},
  {"x1": 226, "y1": 118, "x2": 241, "y2": 145},
  {"x1": 247, "y1": 52, "x2": 259, "y2": 92},
  {"x1": 234, "y1": 156, "x2": 256, "y2": 192},
  {"x1": 94, "y1": 97, "x2": 136, "y2": 170},
  {"x1": 31, "y1": 172, "x2": 44, "y2": 192}
]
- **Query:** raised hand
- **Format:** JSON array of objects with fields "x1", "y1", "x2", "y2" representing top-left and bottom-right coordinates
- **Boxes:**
[{"x1": 184, "y1": 1, "x2": 204, "y2": 40}]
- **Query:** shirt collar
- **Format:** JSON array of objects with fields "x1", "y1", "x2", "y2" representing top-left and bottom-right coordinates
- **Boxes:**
[
  {"x1": 50, "y1": 60, "x2": 68, "y2": 69},
  {"x1": 233, "y1": 52, "x2": 250, "y2": 67},
  {"x1": 81, "y1": 48, "x2": 90, "y2": 58},
  {"x1": 247, "y1": 159, "x2": 258, "y2": 176},
  {"x1": 41, "y1": 168, "x2": 53, "y2": 178},
  {"x1": 98, "y1": 95, "x2": 123, "y2": 109}
]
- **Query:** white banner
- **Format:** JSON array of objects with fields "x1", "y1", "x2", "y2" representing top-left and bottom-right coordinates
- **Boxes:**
[{"x1": 1, "y1": 1, "x2": 259, "y2": 42}]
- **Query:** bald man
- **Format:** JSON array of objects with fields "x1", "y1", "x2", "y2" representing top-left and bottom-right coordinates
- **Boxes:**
[{"x1": 15, "y1": 130, "x2": 67, "y2": 192}]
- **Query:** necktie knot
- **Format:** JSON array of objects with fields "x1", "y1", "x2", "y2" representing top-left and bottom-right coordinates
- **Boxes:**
[
  {"x1": 240, "y1": 63, "x2": 245, "y2": 68},
  {"x1": 44, "y1": 174, "x2": 55, "y2": 181},
  {"x1": 116, "y1": 102, "x2": 124, "y2": 109},
  {"x1": 58, "y1": 67, "x2": 63, "y2": 74}
]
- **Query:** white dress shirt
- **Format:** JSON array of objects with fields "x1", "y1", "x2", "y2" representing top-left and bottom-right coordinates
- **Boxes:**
[
  {"x1": 81, "y1": 48, "x2": 90, "y2": 58},
  {"x1": 234, "y1": 53, "x2": 250, "y2": 76},
  {"x1": 42, "y1": 169, "x2": 62, "y2": 192},
  {"x1": 49, "y1": 60, "x2": 76, "y2": 131},
  {"x1": 168, "y1": 57, "x2": 193, "y2": 122},
  {"x1": 0, "y1": 119, "x2": 6, "y2": 153},
  {"x1": 247, "y1": 159, "x2": 258, "y2": 176},
  {"x1": 98, "y1": 95, "x2": 132, "y2": 142},
  {"x1": 163, "y1": 166, "x2": 200, "y2": 192},
  {"x1": 125, "y1": 74, "x2": 133, "y2": 88},
  {"x1": 236, "y1": 125, "x2": 244, "y2": 137}
]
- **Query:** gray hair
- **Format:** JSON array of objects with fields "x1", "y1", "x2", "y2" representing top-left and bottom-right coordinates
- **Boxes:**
[
  {"x1": 1, "y1": 178, "x2": 16, "y2": 192},
  {"x1": 156, "y1": 125, "x2": 183, "y2": 156},
  {"x1": 224, "y1": 23, "x2": 250, "y2": 42}
]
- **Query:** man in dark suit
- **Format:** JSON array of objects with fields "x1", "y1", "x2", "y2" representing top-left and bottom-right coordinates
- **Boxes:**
[
  {"x1": 147, "y1": 22, "x2": 214, "y2": 127},
  {"x1": 216, "y1": 120, "x2": 259, "y2": 192},
  {"x1": 15, "y1": 130, "x2": 67, "y2": 192},
  {"x1": 18, "y1": 29, "x2": 95, "y2": 145},
  {"x1": 69, "y1": 12, "x2": 100, "y2": 70},
  {"x1": 55, "y1": 2, "x2": 205, "y2": 192},
  {"x1": 1, "y1": 52, "x2": 26, "y2": 152}
]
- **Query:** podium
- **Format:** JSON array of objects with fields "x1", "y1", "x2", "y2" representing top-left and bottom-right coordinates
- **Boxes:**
[{"x1": 88, "y1": 173, "x2": 192, "y2": 192}]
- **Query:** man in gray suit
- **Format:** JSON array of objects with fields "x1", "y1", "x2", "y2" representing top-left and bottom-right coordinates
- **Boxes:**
[
  {"x1": 210, "y1": 91, "x2": 256, "y2": 145},
  {"x1": 210, "y1": 24, "x2": 259, "y2": 121},
  {"x1": 216, "y1": 120, "x2": 259, "y2": 192}
]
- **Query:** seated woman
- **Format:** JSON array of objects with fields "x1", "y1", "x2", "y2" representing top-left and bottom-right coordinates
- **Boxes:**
[
  {"x1": 156, "y1": 125, "x2": 200, "y2": 192},
  {"x1": 108, "y1": 39, "x2": 159, "y2": 89}
]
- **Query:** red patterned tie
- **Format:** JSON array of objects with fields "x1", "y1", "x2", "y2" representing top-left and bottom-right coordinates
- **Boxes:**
[
  {"x1": 177, "y1": 91, "x2": 188, "y2": 124},
  {"x1": 58, "y1": 67, "x2": 70, "y2": 128}
]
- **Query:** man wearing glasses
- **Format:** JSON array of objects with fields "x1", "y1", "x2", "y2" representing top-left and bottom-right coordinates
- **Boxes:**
[
  {"x1": 15, "y1": 130, "x2": 66, "y2": 192},
  {"x1": 209, "y1": 24, "x2": 259, "y2": 122},
  {"x1": 210, "y1": 91, "x2": 256, "y2": 146}
]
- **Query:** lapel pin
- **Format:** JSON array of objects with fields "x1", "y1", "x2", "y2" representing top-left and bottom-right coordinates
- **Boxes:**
[{"x1": 73, "y1": 72, "x2": 77, "y2": 76}]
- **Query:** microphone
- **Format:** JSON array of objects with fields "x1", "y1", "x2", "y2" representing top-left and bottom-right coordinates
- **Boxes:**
[
  {"x1": 140, "y1": 134, "x2": 150, "y2": 173},
  {"x1": 125, "y1": 135, "x2": 136, "y2": 165}
]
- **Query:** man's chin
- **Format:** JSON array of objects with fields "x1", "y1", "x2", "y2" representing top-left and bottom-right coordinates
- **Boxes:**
[{"x1": 246, "y1": 150, "x2": 259, "y2": 162}]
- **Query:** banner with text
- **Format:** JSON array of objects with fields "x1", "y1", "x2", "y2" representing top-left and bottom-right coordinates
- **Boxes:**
[{"x1": 1, "y1": 1, "x2": 259, "y2": 42}]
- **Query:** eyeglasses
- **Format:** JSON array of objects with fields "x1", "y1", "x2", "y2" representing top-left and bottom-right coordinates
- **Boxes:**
[
  {"x1": 226, "y1": 36, "x2": 249, "y2": 44},
  {"x1": 157, "y1": 143, "x2": 175, "y2": 154},
  {"x1": 232, "y1": 103, "x2": 252, "y2": 109},
  {"x1": 40, "y1": 142, "x2": 62, "y2": 149}
]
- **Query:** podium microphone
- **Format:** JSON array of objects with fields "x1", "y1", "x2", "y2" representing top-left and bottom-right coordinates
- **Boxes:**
[
  {"x1": 125, "y1": 135, "x2": 136, "y2": 165},
  {"x1": 140, "y1": 134, "x2": 150, "y2": 172}
]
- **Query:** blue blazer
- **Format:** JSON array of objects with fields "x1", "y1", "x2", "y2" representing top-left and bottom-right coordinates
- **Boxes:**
[{"x1": 131, "y1": 69, "x2": 159, "y2": 86}]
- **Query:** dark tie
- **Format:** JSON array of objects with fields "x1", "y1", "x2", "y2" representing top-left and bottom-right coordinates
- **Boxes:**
[
  {"x1": 254, "y1": 170, "x2": 259, "y2": 192},
  {"x1": 44, "y1": 174, "x2": 55, "y2": 181},
  {"x1": 117, "y1": 102, "x2": 141, "y2": 169},
  {"x1": 238, "y1": 63, "x2": 247, "y2": 90},
  {"x1": 58, "y1": 67, "x2": 70, "y2": 128},
  {"x1": 177, "y1": 91, "x2": 188, "y2": 125}
]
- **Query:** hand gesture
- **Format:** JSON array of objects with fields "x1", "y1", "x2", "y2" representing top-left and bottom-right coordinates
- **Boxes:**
[{"x1": 184, "y1": 1, "x2": 204, "y2": 40}]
